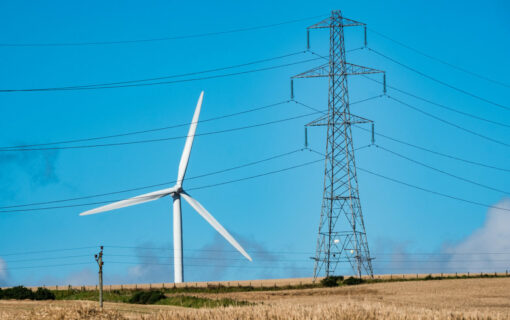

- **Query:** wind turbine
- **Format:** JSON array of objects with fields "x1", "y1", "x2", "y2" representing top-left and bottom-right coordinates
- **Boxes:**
[{"x1": 79, "y1": 91, "x2": 252, "y2": 283}]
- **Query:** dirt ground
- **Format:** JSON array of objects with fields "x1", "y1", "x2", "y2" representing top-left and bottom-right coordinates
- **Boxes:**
[{"x1": 1, "y1": 277, "x2": 509, "y2": 319}]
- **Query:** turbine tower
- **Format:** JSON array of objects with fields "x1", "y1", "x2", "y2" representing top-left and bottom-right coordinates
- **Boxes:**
[
  {"x1": 80, "y1": 92, "x2": 252, "y2": 283},
  {"x1": 292, "y1": 11, "x2": 384, "y2": 279}
]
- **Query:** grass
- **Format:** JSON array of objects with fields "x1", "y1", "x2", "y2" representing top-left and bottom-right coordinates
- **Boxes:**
[
  {"x1": 51, "y1": 288, "x2": 250, "y2": 309},
  {"x1": 157, "y1": 295, "x2": 251, "y2": 308}
]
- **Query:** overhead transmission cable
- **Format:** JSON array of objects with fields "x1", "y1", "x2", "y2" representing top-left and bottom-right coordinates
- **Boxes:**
[
  {"x1": 0, "y1": 15, "x2": 325, "y2": 47},
  {"x1": 309, "y1": 50, "x2": 509, "y2": 128},
  {"x1": 1, "y1": 110, "x2": 321, "y2": 151},
  {"x1": 307, "y1": 148, "x2": 510, "y2": 213},
  {"x1": 0, "y1": 51, "x2": 306, "y2": 92},
  {"x1": 0, "y1": 158, "x2": 323, "y2": 213},
  {"x1": 0, "y1": 246, "x2": 98, "y2": 257},
  {"x1": 1, "y1": 95, "x2": 376, "y2": 152},
  {"x1": 367, "y1": 47, "x2": 510, "y2": 111},
  {"x1": 367, "y1": 28, "x2": 510, "y2": 89},
  {"x1": 352, "y1": 125, "x2": 510, "y2": 173},
  {"x1": 375, "y1": 144, "x2": 510, "y2": 194},
  {"x1": 292, "y1": 100, "x2": 510, "y2": 173},
  {"x1": 357, "y1": 166, "x2": 510, "y2": 212},
  {"x1": 362, "y1": 75, "x2": 510, "y2": 129},
  {"x1": 388, "y1": 95, "x2": 510, "y2": 148},
  {"x1": 0, "y1": 149, "x2": 305, "y2": 209},
  {"x1": 0, "y1": 100, "x2": 291, "y2": 150},
  {"x1": 0, "y1": 57, "x2": 321, "y2": 92}
]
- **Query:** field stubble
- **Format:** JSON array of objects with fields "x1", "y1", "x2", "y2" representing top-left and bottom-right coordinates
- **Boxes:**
[{"x1": 1, "y1": 277, "x2": 509, "y2": 319}]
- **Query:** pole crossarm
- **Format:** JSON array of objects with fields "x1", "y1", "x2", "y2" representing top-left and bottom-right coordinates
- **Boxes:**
[
  {"x1": 306, "y1": 113, "x2": 373, "y2": 127},
  {"x1": 292, "y1": 62, "x2": 384, "y2": 79}
]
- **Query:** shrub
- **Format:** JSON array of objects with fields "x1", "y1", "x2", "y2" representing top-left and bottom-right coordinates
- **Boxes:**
[
  {"x1": 343, "y1": 277, "x2": 364, "y2": 286},
  {"x1": 424, "y1": 274, "x2": 434, "y2": 280},
  {"x1": 129, "y1": 290, "x2": 166, "y2": 304},
  {"x1": 34, "y1": 287, "x2": 55, "y2": 300},
  {"x1": 321, "y1": 276, "x2": 344, "y2": 287},
  {"x1": 2, "y1": 286, "x2": 34, "y2": 300}
]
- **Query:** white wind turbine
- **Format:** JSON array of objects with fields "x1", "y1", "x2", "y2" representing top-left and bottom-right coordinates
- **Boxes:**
[{"x1": 79, "y1": 91, "x2": 252, "y2": 283}]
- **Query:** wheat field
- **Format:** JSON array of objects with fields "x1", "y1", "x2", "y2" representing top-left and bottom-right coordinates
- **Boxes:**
[{"x1": 1, "y1": 277, "x2": 509, "y2": 319}]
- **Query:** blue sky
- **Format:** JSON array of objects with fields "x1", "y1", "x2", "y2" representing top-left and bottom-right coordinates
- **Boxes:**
[{"x1": 0, "y1": 0, "x2": 509, "y2": 286}]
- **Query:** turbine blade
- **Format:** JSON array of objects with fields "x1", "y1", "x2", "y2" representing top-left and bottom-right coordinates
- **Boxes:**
[
  {"x1": 180, "y1": 191, "x2": 252, "y2": 262},
  {"x1": 177, "y1": 91, "x2": 204, "y2": 188},
  {"x1": 79, "y1": 187, "x2": 177, "y2": 216}
]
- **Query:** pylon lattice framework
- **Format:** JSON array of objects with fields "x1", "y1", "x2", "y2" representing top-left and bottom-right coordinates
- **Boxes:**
[{"x1": 292, "y1": 10, "x2": 385, "y2": 279}]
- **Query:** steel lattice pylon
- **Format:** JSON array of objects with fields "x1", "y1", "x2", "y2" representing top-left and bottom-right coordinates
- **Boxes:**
[{"x1": 292, "y1": 10, "x2": 385, "y2": 279}]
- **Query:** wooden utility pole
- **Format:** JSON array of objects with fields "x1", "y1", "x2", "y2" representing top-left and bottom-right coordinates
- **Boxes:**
[{"x1": 94, "y1": 246, "x2": 104, "y2": 309}]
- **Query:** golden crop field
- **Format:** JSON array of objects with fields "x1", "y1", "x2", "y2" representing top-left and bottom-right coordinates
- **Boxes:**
[{"x1": 1, "y1": 277, "x2": 509, "y2": 319}]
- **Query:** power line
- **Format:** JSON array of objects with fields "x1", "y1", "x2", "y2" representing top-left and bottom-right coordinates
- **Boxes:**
[
  {"x1": 0, "y1": 158, "x2": 323, "y2": 213},
  {"x1": 367, "y1": 28, "x2": 510, "y2": 89},
  {"x1": 4, "y1": 254, "x2": 92, "y2": 264},
  {"x1": 0, "y1": 262, "x2": 94, "y2": 271},
  {"x1": 0, "y1": 15, "x2": 326, "y2": 47},
  {"x1": 362, "y1": 75, "x2": 510, "y2": 128},
  {"x1": 0, "y1": 148, "x2": 305, "y2": 209},
  {"x1": 357, "y1": 166, "x2": 510, "y2": 212},
  {"x1": 186, "y1": 158, "x2": 323, "y2": 192},
  {"x1": 307, "y1": 148, "x2": 510, "y2": 212},
  {"x1": 2, "y1": 244, "x2": 510, "y2": 261},
  {"x1": 0, "y1": 51, "x2": 306, "y2": 93},
  {"x1": 310, "y1": 48, "x2": 510, "y2": 128},
  {"x1": 354, "y1": 125, "x2": 510, "y2": 173},
  {"x1": 0, "y1": 57, "x2": 322, "y2": 92},
  {"x1": 295, "y1": 98, "x2": 510, "y2": 172},
  {"x1": 1, "y1": 110, "x2": 321, "y2": 152},
  {"x1": 367, "y1": 47, "x2": 510, "y2": 111},
  {"x1": 0, "y1": 100, "x2": 291, "y2": 150},
  {"x1": 0, "y1": 246, "x2": 98, "y2": 257},
  {"x1": 388, "y1": 95, "x2": 510, "y2": 148},
  {"x1": 376, "y1": 144, "x2": 510, "y2": 194},
  {"x1": 105, "y1": 245, "x2": 314, "y2": 255},
  {"x1": 105, "y1": 254, "x2": 510, "y2": 263},
  {"x1": 0, "y1": 96, "x2": 374, "y2": 152}
]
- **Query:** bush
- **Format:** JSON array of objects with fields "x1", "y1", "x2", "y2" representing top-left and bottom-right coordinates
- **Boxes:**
[
  {"x1": 0, "y1": 286, "x2": 55, "y2": 300},
  {"x1": 424, "y1": 274, "x2": 434, "y2": 280},
  {"x1": 343, "y1": 277, "x2": 364, "y2": 286},
  {"x1": 129, "y1": 290, "x2": 166, "y2": 304},
  {"x1": 320, "y1": 276, "x2": 344, "y2": 287},
  {"x1": 34, "y1": 287, "x2": 55, "y2": 300},
  {"x1": 2, "y1": 286, "x2": 34, "y2": 300}
]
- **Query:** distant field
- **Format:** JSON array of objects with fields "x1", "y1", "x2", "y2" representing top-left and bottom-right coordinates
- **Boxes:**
[{"x1": 1, "y1": 277, "x2": 509, "y2": 319}]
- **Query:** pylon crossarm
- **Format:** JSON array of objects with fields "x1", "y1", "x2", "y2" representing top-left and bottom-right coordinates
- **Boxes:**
[
  {"x1": 306, "y1": 114, "x2": 329, "y2": 127},
  {"x1": 345, "y1": 62, "x2": 384, "y2": 75},
  {"x1": 308, "y1": 16, "x2": 365, "y2": 29},
  {"x1": 292, "y1": 62, "x2": 383, "y2": 79},
  {"x1": 347, "y1": 114, "x2": 373, "y2": 125},
  {"x1": 292, "y1": 63, "x2": 329, "y2": 79},
  {"x1": 306, "y1": 114, "x2": 372, "y2": 127}
]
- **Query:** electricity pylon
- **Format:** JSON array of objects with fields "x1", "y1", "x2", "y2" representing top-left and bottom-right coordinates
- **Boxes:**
[{"x1": 292, "y1": 10, "x2": 385, "y2": 279}]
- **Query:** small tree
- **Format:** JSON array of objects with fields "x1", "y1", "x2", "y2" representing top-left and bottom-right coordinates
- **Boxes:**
[
  {"x1": 343, "y1": 277, "x2": 364, "y2": 286},
  {"x1": 320, "y1": 276, "x2": 344, "y2": 287},
  {"x1": 34, "y1": 287, "x2": 55, "y2": 300},
  {"x1": 3, "y1": 286, "x2": 34, "y2": 300}
]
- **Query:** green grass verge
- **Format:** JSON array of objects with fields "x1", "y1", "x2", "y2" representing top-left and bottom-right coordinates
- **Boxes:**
[
  {"x1": 53, "y1": 289, "x2": 251, "y2": 308},
  {"x1": 157, "y1": 295, "x2": 251, "y2": 308}
]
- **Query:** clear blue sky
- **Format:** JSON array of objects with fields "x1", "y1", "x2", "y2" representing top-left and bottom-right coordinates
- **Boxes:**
[{"x1": 0, "y1": 0, "x2": 509, "y2": 286}]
